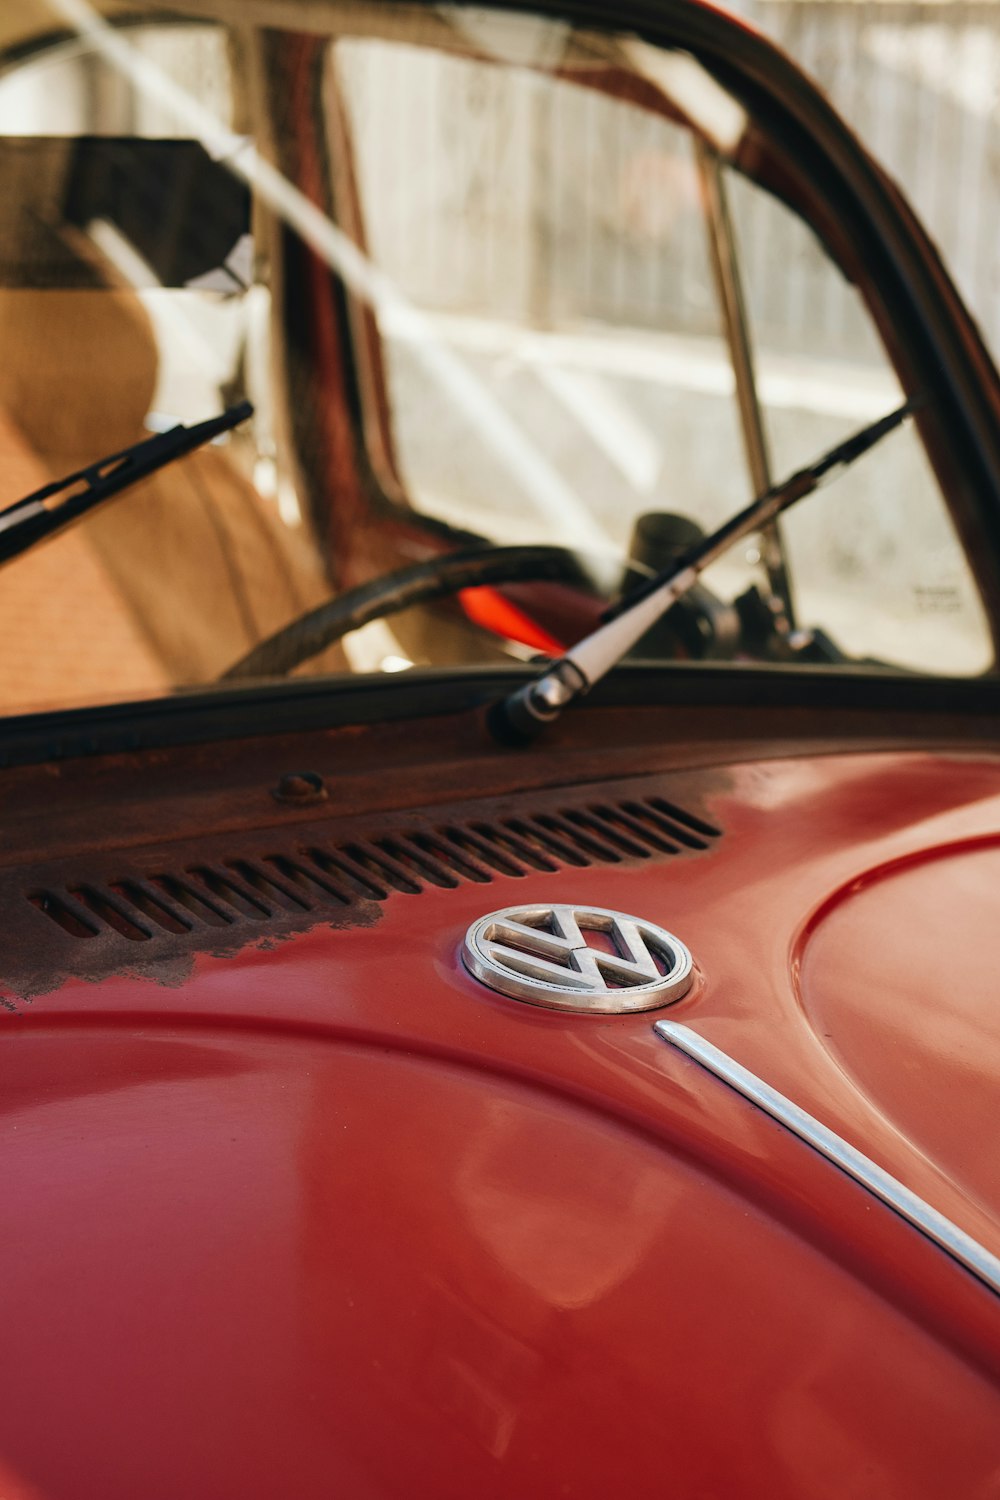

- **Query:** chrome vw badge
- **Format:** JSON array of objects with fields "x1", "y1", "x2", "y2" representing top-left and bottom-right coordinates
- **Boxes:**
[{"x1": 462, "y1": 904, "x2": 693, "y2": 1013}]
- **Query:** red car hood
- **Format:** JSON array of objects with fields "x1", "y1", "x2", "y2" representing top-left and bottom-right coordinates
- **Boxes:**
[{"x1": 2, "y1": 750, "x2": 1000, "y2": 1498}]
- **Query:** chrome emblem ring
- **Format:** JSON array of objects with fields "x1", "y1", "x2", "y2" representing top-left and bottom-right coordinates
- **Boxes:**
[{"x1": 462, "y1": 903, "x2": 693, "y2": 1013}]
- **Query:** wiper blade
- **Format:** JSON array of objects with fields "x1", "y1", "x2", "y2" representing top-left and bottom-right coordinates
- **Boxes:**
[
  {"x1": 0, "y1": 400, "x2": 253, "y2": 568},
  {"x1": 488, "y1": 397, "x2": 919, "y2": 743}
]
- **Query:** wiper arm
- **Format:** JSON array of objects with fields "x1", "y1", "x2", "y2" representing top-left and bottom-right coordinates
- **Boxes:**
[
  {"x1": 488, "y1": 397, "x2": 919, "y2": 744},
  {"x1": 0, "y1": 400, "x2": 253, "y2": 568}
]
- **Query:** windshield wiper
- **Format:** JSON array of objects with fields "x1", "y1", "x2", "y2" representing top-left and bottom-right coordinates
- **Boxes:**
[
  {"x1": 488, "y1": 397, "x2": 920, "y2": 744},
  {"x1": 0, "y1": 400, "x2": 253, "y2": 568}
]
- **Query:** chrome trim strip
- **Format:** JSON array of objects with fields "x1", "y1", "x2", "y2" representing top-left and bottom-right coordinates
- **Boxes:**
[{"x1": 655, "y1": 1020, "x2": 1000, "y2": 1298}]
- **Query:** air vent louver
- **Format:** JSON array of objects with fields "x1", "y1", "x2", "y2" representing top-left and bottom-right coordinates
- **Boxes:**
[{"x1": 25, "y1": 786, "x2": 720, "y2": 947}]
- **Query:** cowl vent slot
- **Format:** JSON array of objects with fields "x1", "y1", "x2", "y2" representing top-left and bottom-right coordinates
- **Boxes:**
[{"x1": 22, "y1": 782, "x2": 721, "y2": 950}]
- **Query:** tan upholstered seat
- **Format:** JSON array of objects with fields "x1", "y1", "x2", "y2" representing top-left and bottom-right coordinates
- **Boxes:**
[{"x1": 0, "y1": 285, "x2": 332, "y2": 714}]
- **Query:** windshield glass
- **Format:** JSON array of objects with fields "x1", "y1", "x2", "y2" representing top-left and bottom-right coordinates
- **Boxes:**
[{"x1": 0, "y1": 0, "x2": 992, "y2": 717}]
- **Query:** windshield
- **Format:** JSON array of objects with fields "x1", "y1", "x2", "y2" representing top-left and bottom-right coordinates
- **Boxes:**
[{"x1": 0, "y1": 0, "x2": 992, "y2": 717}]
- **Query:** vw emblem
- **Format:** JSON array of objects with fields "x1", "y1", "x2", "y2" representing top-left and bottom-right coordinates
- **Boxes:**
[{"x1": 462, "y1": 903, "x2": 694, "y2": 1013}]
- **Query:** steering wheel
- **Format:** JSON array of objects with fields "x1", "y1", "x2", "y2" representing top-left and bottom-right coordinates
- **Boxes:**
[{"x1": 220, "y1": 544, "x2": 599, "y2": 680}]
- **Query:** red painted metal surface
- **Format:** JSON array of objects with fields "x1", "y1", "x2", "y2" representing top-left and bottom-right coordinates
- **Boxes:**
[
  {"x1": 798, "y1": 836, "x2": 1000, "y2": 1223},
  {"x1": 2, "y1": 749, "x2": 1000, "y2": 1496}
]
